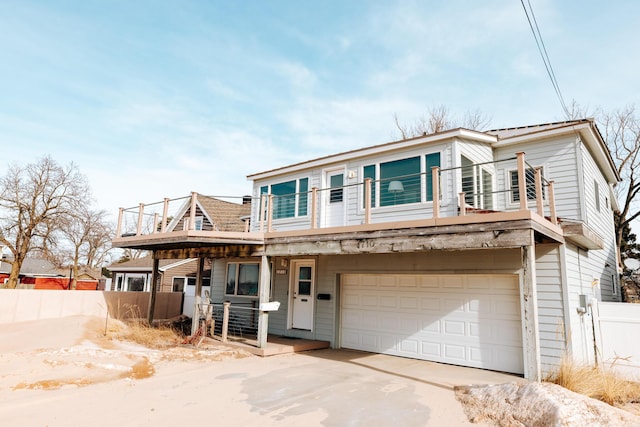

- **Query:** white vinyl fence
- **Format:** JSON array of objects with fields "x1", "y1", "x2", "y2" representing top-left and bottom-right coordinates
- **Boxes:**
[{"x1": 597, "y1": 301, "x2": 640, "y2": 378}]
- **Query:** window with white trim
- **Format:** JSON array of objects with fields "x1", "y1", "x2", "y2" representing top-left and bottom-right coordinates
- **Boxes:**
[
  {"x1": 260, "y1": 178, "x2": 309, "y2": 220},
  {"x1": 183, "y1": 216, "x2": 204, "y2": 231},
  {"x1": 363, "y1": 152, "x2": 441, "y2": 207},
  {"x1": 225, "y1": 262, "x2": 259, "y2": 297},
  {"x1": 172, "y1": 276, "x2": 210, "y2": 292}
]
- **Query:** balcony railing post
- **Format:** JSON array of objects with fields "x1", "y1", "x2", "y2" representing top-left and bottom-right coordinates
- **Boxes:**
[
  {"x1": 516, "y1": 152, "x2": 528, "y2": 211},
  {"x1": 136, "y1": 203, "x2": 144, "y2": 236},
  {"x1": 161, "y1": 197, "x2": 169, "y2": 233},
  {"x1": 534, "y1": 167, "x2": 544, "y2": 217},
  {"x1": 222, "y1": 301, "x2": 230, "y2": 343},
  {"x1": 116, "y1": 208, "x2": 124, "y2": 237},
  {"x1": 459, "y1": 193, "x2": 467, "y2": 216},
  {"x1": 364, "y1": 178, "x2": 372, "y2": 224},
  {"x1": 431, "y1": 166, "x2": 440, "y2": 219},
  {"x1": 189, "y1": 191, "x2": 197, "y2": 231},
  {"x1": 548, "y1": 181, "x2": 558, "y2": 225},
  {"x1": 311, "y1": 187, "x2": 318, "y2": 229},
  {"x1": 267, "y1": 194, "x2": 274, "y2": 233},
  {"x1": 260, "y1": 194, "x2": 267, "y2": 232},
  {"x1": 152, "y1": 213, "x2": 159, "y2": 234}
]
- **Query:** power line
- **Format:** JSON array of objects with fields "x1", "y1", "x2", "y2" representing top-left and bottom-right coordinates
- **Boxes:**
[{"x1": 520, "y1": 0, "x2": 570, "y2": 119}]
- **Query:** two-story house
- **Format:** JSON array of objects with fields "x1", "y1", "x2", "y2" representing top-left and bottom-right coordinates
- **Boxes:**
[{"x1": 112, "y1": 118, "x2": 620, "y2": 381}]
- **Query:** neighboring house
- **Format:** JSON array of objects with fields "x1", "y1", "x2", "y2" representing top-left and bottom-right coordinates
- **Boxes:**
[
  {"x1": 0, "y1": 257, "x2": 62, "y2": 284},
  {"x1": 112, "y1": 119, "x2": 620, "y2": 381},
  {"x1": 0, "y1": 257, "x2": 100, "y2": 290},
  {"x1": 107, "y1": 256, "x2": 213, "y2": 317}
]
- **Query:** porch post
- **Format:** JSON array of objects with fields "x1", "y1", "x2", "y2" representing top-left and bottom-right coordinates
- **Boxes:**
[
  {"x1": 534, "y1": 167, "x2": 544, "y2": 217},
  {"x1": 267, "y1": 195, "x2": 274, "y2": 233},
  {"x1": 311, "y1": 187, "x2": 318, "y2": 229},
  {"x1": 257, "y1": 255, "x2": 272, "y2": 348},
  {"x1": 431, "y1": 166, "x2": 440, "y2": 218},
  {"x1": 521, "y1": 242, "x2": 541, "y2": 381},
  {"x1": 116, "y1": 208, "x2": 124, "y2": 237},
  {"x1": 548, "y1": 181, "x2": 558, "y2": 225},
  {"x1": 364, "y1": 178, "x2": 372, "y2": 224},
  {"x1": 161, "y1": 197, "x2": 170, "y2": 232},
  {"x1": 136, "y1": 203, "x2": 144, "y2": 235},
  {"x1": 189, "y1": 192, "x2": 197, "y2": 231},
  {"x1": 191, "y1": 257, "x2": 206, "y2": 336},
  {"x1": 516, "y1": 152, "x2": 528, "y2": 211},
  {"x1": 148, "y1": 253, "x2": 160, "y2": 325}
]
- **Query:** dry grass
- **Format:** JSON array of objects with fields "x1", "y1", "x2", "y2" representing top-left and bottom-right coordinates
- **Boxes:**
[
  {"x1": 546, "y1": 357, "x2": 640, "y2": 406},
  {"x1": 116, "y1": 319, "x2": 182, "y2": 349}
]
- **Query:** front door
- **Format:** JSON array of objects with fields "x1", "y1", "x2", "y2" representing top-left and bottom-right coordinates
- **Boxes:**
[
  {"x1": 290, "y1": 260, "x2": 315, "y2": 330},
  {"x1": 324, "y1": 169, "x2": 345, "y2": 227}
]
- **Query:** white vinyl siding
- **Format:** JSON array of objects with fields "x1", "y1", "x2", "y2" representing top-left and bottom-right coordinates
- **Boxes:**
[
  {"x1": 579, "y1": 142, "x2": 619, "y2": 301},
  {"x1": 535, "y1": 244, "x2": 567, "y2": 372},
  {"x1": 494, "y1": 135, "x2": 580, "y2": 218}
]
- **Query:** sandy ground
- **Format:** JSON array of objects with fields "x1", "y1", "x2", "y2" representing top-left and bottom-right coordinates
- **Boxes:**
[{"x1": 1, "y1": 316, "x2": 639, "y2": 427}]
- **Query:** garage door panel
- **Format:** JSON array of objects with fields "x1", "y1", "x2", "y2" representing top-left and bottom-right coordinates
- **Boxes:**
[{"x1": 341, "y1": 273, "x2": 523, "y2": 374}]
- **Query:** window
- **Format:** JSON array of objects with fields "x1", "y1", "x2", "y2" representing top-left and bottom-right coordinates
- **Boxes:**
[
  {"x1": 116, "y1": 275, "x2": 124, "y2": 291},
  {"x1": 461, "y1": 156, "x2": 474, "y2": 205},
  {"x1": 594, "y1": 180, "x2": 600, "y2": 212},
  {"x1": 183, "y1": 216, "x2": 204, "y2": 231},
  {"x1": 172, "y1": 277, "x2": 185, "y2": 292},
  {"x1": 127, "y1": 276, "x2": 145, "y2": 292},
  {"x1": 330, "y1": 174, "x2": 344, "y2": 203},
  {"x1": 174, "y1": 276, "x2": 211, "y2": 292},
  {"x1": 363, "y1": 153, "x2": 441, "y2": 207},
  {"x1": 510, "y1": 167, "x2": 544, "y2": 203},
  {"x1": 263, "y1": 178, "x2": 309, "y2": 220},
  {"x1": 225, "y1": 262, "x2": 259, "y2": 297},
  {"x1": 482, "y1": 169, "x2": 493, "y2": 209},
  {"x1": 425, "y1": 153, "x2": 440, "y2": 202}
]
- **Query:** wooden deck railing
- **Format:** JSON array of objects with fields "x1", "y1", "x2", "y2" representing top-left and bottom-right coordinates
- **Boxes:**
[{"x1": 115, "y1": 152, "x2": 558, "y2": 239}]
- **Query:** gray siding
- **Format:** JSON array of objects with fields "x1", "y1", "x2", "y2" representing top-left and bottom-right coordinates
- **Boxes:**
[
  {"x1": 494, "y1": 135, "x2": 581, "y2": 219},
  {"x1": 579, "y1": 142, "x2": 619, "y2": 301},
  {"x1": 535, "y1": 244, "x2": 567, "y2": 373}
]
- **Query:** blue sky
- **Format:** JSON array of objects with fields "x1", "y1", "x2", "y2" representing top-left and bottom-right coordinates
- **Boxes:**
[{"x1": 1, "y1": 1, "x2": 639, "y2": 219}]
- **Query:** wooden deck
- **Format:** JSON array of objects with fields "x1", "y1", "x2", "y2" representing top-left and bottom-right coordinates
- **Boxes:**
[{"x1": 205, "y1": 335, "x2": 330, "y2": 356}]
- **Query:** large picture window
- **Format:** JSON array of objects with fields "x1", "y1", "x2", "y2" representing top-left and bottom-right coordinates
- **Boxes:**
[
  {"x1": 363, "y1": 152, "x2": 440, "y2": 207},
  {"x1": 262, "y1": 178, "x2": 309, "y2": 220},
  {"x1": 225, "y1": 262, "x2": 259, "y2": 297}
]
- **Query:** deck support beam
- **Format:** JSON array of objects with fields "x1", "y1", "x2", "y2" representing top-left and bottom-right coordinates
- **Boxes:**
[
  {"x1": 257, "y1": 255, "x2": 272, "y2": 348},
  {"x1": 521, "y1": 241, "x2": 541, "y2": 381},
  {"x1": 147, "y1": 254, "x2": 160, "y2": 325}
]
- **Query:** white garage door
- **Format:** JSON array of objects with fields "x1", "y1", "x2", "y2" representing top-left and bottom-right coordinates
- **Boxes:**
[{"x1": 340, "y1": 274, "x2": 524, "y2": 374}]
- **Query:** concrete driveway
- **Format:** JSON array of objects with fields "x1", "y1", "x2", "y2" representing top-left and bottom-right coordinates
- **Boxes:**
[
  {"x1": 0, "y1": 317, "x2": 520, "y2": 427},
  {"x1": 218, "y1": 348, "x2": 519, "y2": 426}
]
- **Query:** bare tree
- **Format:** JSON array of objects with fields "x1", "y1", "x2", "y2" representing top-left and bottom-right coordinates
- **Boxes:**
[
  {"x1": 60, "y1": 207, "x2": 113, "y2": 289},
  {"x1": 599, "y1": 106, "x2": 640, "y2": 261},
  {"x1": 394, "y1": 105, "x2": 491, "y2": 139},
  {"x1": 0, "y1": 156, "x2": 88, "y2": 288}
]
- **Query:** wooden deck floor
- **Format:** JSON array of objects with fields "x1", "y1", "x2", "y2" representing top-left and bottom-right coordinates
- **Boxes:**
[{"x1": 204, "y1": 334, "x2": 330, "y2": 356}]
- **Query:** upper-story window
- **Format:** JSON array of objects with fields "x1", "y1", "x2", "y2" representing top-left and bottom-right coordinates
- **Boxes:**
[
  {"x1": 510, "y1": 167, "x2": 544, "y2": 203},
  {"x1": 461, "y1": 156, "x2": 493, "y2": 209},
  {"x1": 363, "y1": 153, "x2": 440, "y2": 207},
  {"x1": 594, "y1": 180, "x2": 600, "y2": 212},
  {"x1": 260, "y1": 178, "x2": 309, "y2": 220}
]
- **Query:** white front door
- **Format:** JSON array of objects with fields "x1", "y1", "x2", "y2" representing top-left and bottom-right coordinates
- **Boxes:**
[
  {"x1": 290, "y1": 260, "x2": 315, "y2": 330},
  {"x1": 324, "y1": 169, "x2": 345, "y2": 227}
]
